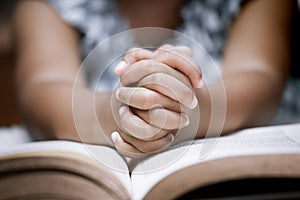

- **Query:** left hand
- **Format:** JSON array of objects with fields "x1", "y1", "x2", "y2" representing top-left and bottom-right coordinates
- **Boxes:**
[
  {"x1": 111, "y1": 45, "x2": 200, "y2": 157},
  {"x1": 115, "y1": 44, "x2": 204, "y2": 88},
  {"x1": 112, "y1": 70, "x2": 194, "y2": 157}
]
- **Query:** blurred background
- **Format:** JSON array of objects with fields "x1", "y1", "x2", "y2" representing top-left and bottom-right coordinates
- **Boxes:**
[
  {"x1": 0, "y1": 0, "x2": 299, "y2": 127},
  {"x1": 0, "y1": 0, "x2": 20, "y2": 125}
]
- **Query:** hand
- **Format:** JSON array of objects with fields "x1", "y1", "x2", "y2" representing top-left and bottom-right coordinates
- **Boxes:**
[
  {"x1": 114, "y1": 44, "x2": 204, "y2": 88},
  {"x1": 111, "y1": 45, "x2": 201, "y2": 158},
  {"x1": 111, "y1": 130, "x2": 174, "y2": 159},
  {"x1": 111, "y1": 68, "x2": 192, "y2": 158},
  {"x1": 110, "y1": 81, "x2": 179, "y2": 158},
  {"x1": 117, "y1": 45, "x2": 200, "y2": 132},
  {"x1": 119, "y1": 59, "x2": 198, "y2": 109}
]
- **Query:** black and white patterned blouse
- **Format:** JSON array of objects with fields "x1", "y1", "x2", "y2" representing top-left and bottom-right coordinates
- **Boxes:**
[
  {"x1": 46, "y1": 0, "x2": 300, "y2": 124},
  {"x1": 47, "y1": 0, "x2": 243, "y2": 60}
]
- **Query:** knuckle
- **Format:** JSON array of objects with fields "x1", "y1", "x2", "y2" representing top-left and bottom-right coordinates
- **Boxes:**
[
  {"x1": 136, "y1": 59, "x2": 157, "y2": 67},
  {"x1": 145, "y1": 128, "x2": 167, "y2": 141},
  {"x1": 181, "y1": 85, "x2": 193, "y2": 99},
  {"x1": 118, "y1": 148, "x2": 136, "y2": 159},
  {"x1": 137, "y1": 91, "x2": 155, "y2": 109},
  {"x1": 135, "y1": 48, "x2": 148, "y2": 56},
  {"x1": 137, "y1": 59, "x2": 150, "y2": 67},
  {"x1": 124, "y1": 48, "x2": 139, "y2": 61},
  {"x1": 127, "y1": 47, "x2": 139, "y2": 54},
  {"x1": 169, "y1": 115, "x2": 181, "y2": 129},
  {"x1": 139, "y1": 142, "x2": 158, "y2": 153},
  {"x1": 147, "y1": 73, "x2": 160, "y2": 84},
  {"x1": 149, "y1": 108, "x2": 161, "y2": 117},
  {"x1": 157, "y1": 45, "x2": 171, "y2": 54},
  {"x1": 153, "y1": 109, "x2": 179, "y2": 129},
  {"x1": 159, "y1": 44, "x2": 173, "y2": 50},
  {"x1": 162, "y1": 49, "x2": 172, "y2": 56},
  {"x1": 130, "y1": 153, "x2": 146, "y2": 159},
  {"x1": 173, "y1": 70, "x2": 191, "y2": 87},
  {"x1": 150, "y1": 108, "x2": 166, "y2": 120},
  {"x1": 119, "y1": 89, "x2": 130, "y2": 105},
  {"x1": 177, "y1": 46, "x2": 191, "y2": 55}
]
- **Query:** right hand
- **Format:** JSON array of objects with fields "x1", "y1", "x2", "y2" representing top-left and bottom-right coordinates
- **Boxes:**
[
  {"x1": 111, "y1": 81, "x2": 192, "y2": 158},
  {"x1": 111, "y1": 47, "x2": 201, "y2": 158},
  {"x1": 114, "y1": 44, "x2": 203, "y2": 88}
]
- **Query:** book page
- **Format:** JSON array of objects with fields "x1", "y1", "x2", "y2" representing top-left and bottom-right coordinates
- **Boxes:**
[
  {"x1": 0, "y1": 140, "x2": 132, "y2": 195},
  {"x1": 0, "y1": 126, "x2": 32, "y2": 150},
  {"x1": 131, "y1": 123, "x2": 300, "y2": 200}
]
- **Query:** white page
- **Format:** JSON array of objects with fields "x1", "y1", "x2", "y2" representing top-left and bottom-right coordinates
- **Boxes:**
[
  {"x1": 0, "y1": 126, "x2": 32, "y2": 150},
  {"x1": 0, "y1": 140, "x2": 131, "y2": 195},
  {"x1": 131, "y1": 123, "x2": 300, "y2": 200}
]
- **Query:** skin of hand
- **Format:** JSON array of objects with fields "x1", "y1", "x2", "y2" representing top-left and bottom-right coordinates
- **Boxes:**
[
  {"x1": 111, "y1": 45, "x2": 202, "y2": 158},
  {"x1": 13, "y1": 1, "x2": 120, "y2": 147},
  {"x1": 14, "y1": 0, "x2": 292, "y2": 159},
  {"x1": 111, "y1": 0, "x2": 294, "y2": 156},
  {"x1": 115, "y1": 45, "x2": 204, "y2": 88},
  {"x1": 13, "y1": 1, "x2": 200, "y2": 159}
]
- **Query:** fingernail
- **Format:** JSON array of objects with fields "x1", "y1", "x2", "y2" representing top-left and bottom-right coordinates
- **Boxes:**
[
  {"x1": 111, "y1": 131, "x2": 119, "y2": 143},
  {"x1": 115, "y1": 88, "x2": 120, "y2": 100},
  {"x1": 169, "y1": 133, "x2": 175, "y2": 142},
  {"x1": 114, "y1": 61, "x2": 127, "y2": 74},
  {"x1": 188, "y1": 95, "x2": 198, "y2": 109},
  {"x1": 182, "y1": 114, "x2": 190, "y2": 127},
  {"x1": 119, "y1": 106, "x2": 126, "y2": 116},
  {"x1": 196, "y1": 79, "x2": 204, "y2": 88}
]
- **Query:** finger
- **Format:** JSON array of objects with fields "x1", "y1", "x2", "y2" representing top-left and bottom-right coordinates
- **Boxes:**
[
  {"x1": 175, "y1": 46, "x2": 192, "y2": 55},
  {"x1": 114, "y1": 48, "x2": 155, "y2": 75},
  {"x1": 120, "y1": 59, "x2": 190, "y2": 87},
  {"x1": 137, "y1": 73, "x2": 198, "y2": 109},
  {"x1": 115, "y1": 87, "x2": 181, "y2": 112},
  {"x1": 111, "y1": 131, "x2": 147, "y2": 159},
  {"x1": 133, "y1": 108, "x2": 189, "y2": 130},
  {"x1": 118, "y1": 131, "x2": 174, "y2": 153},
  {"x1": 155, "y1": 44, "x2": 191, "y2": 56},
  {"x1": 119, "y1": 106, "x2": 169, "y2": 141},
  {"x1": 154, "y1": 47, "x2": 203, "y2": 88}
]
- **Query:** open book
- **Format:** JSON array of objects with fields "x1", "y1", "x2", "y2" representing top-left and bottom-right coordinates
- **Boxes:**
[{"x1": 1, "y1": 123, "x2": 300, "y2": 200}]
